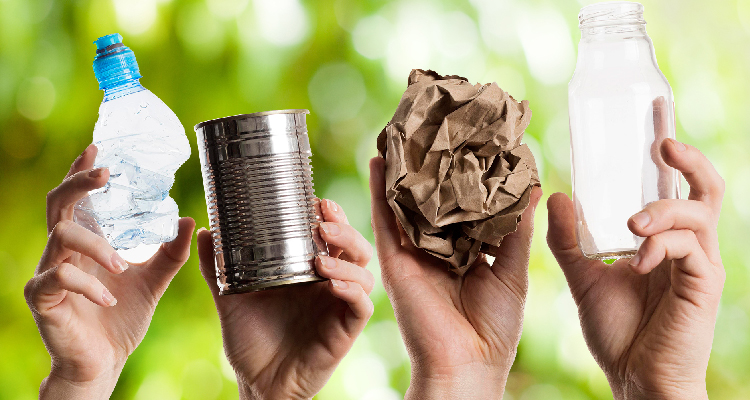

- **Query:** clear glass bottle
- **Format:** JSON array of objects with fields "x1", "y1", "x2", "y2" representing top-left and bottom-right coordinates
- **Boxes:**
[{"x1": 568, "y1": 2, "x2": 680, "y2": 260}]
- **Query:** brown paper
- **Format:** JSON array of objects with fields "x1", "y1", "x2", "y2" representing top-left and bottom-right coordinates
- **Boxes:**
[{"x1": 377, "y1": 69, "x2": 540, "y2": 275}]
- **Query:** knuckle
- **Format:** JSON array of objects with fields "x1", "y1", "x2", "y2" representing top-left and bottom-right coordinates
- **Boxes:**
[
  {"x1": 86, "y1": 275, "x2": 101, "y2": 293},
  {"x1": 714, "y1": 176, "x2": 726, "y2": 197},
  {"x1": 363, "y1": 296, "x2": 375, "y2": 317},
  {"x1": 50, "y1": 220, "x2": 74, "y2": 240},
  {"x1": 53, "y1": 264, "x2": 72, "y2": 282},
  {"x1": 683, "y1": 230, "x2": 699, "y2": 246},
  {"x1": 45, "y1": 188, "x2": 58, "y2": 206},
  {"x1": 23, "y1": 279, "x2": 36, "y2": 302}
]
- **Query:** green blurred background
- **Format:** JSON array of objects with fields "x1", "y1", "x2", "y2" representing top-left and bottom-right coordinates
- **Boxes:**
[{"x1": 1, "y1": 0, "x2": 749, "y2": 398}]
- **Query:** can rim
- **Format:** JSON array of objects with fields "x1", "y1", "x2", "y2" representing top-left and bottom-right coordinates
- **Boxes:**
[{"x1": 194, "y1": 109, "x2": 310, "y2": 131}]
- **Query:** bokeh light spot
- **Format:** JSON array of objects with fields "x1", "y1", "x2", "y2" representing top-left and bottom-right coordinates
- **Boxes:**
[
  {"x1": 472, "y1": 0, "x2": 522, "y2": 56},
  {"x1": 207, "y1": 0, "x2": 249, "y2": 19},
  {"x1": 432, "y1": 11, "x2": 478, "y2": 59},
  {"x1": 135, "y1": 371, "x2": 181, "y2": 400},
  {"x1": 253, "y1": 0, "x2": 309, "y2": 46},
  {"x1": 308, "y1": 63, "x2": 366, "y2": 122},
  {"x1": 517, "y1": 5, "x2": 575, "y2": 86},
  {"x1": 181, "y1": 359, "x2": 224, "y2": 400},
  {"x1": 482, "y1": 65, "x2": 527, "y2": 100},
  {"x1": 342, "y1": 353, "x2": 390, "y2": 398},
  {"x1": 176, "y1": 2, "x2": 226, "y2": 58},
  {"x1": 543, "y1": 112, "x2": 571, "y2": 179},
  {"x1": 520, "y1": 384, "x2": 564, "y2": 400},
  {"x1": 676, "y1": 73, "x2": 724, "y2": 139},
  {"x1": 352, "y1": 15, "x2": 392, "y2": 60},
  {"x1": 16, "y1": 76, "x2": 56, "y2": 121},
  {"x1": 112, "y1": 0, "x2": 158, "y2": 35},
  {"x1": 385, "y1": 2, "x2": 438, "y2": 82}
]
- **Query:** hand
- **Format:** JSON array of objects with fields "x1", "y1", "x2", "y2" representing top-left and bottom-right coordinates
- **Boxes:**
[
  {"x1": 369, "y1": 157, "x2": 543, "y2": 399},
  {"x1": 197, "y1": 199, "x2": 374, "y2": 400},
  {"x1": 24, "y1": 144, "x2": 196, "y2": 399},
  {"x1": 547, "y1": 139, "x2": 724, "y2": 400}
]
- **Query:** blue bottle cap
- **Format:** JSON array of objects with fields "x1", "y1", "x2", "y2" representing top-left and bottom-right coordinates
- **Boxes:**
[{"x1": 92, "y1": 33, "x2": 142, "y2": 90}]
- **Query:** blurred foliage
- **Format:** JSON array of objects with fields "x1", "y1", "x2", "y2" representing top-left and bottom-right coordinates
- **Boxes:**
[{"x1": 1, "y1": 0, "x2": 749, "y2": 399}]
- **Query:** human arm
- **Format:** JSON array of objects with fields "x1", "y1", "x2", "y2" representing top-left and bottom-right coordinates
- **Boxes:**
[
  {"x1": 25, "y1": 144, "x2": 195, "y2": 399},
  {"x1": 196, "y1": 199, "x2": 374, "y2": 399},
  {"x1": 368, "y1": 156, "x2": 543, "y2": 399}
]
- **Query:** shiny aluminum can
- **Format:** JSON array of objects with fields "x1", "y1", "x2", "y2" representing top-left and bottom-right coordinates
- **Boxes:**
[{"x1": 195, "y1": 110, "x2": 327, "y2": 295}]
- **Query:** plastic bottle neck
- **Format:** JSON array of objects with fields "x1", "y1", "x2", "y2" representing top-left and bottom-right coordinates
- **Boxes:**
[{"x1": 103, "y1": 79, "x2": 145, "y2": 102}]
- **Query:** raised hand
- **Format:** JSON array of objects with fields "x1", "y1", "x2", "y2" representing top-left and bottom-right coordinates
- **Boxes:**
[
  {"x1": 369, "y1": 157, "x2": 543, "y2": 399},
  {"x1": 197, "y1": 199, "x2": 374, "y2": 400},
  {"x1": 547, "y1": 139, "x2": 724, "y2": 400},
  {"x1": 25, "y1": 144, "x2": 195, "y2": 399}
]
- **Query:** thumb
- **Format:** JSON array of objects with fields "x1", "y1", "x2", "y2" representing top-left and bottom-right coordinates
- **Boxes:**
[
  {"x1": 490, "y1": 186, "x2": 542, "y2": 281},
  {"x1": 142, "y1": 217, "x2": 196, "y2": 297},
  {"x1": 546, "y1": 193, "x2": 605, "y2": 302},
  {"x1": 196, "y1": 227, "x2": 221, "y2": 301}
]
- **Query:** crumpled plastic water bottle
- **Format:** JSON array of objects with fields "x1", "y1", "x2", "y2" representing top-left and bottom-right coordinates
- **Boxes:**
[{"x1": 74, "y1": 33, "x2": 190, "y2": 262}]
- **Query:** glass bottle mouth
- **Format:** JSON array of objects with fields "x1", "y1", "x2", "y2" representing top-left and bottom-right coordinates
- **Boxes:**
[{"x1": 579, "y1": 1, "x2": 645, "y2": 29}]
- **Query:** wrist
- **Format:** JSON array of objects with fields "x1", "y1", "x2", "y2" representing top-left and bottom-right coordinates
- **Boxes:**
[
  {"x1": 40, "y1": 368, "x2": 122, "y2": 400},
  {"x1": 406, "y1": 363, "x2": 508, "y2": 400},
  {"x1": 237, "y1": 378, "x2": 313, "y2": 400},
  {"x1": 611, "y1": 376, "x2": 708, "y2": 400}
]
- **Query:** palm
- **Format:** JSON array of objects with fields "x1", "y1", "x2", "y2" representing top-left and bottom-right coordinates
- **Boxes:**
[
  {"x1": 575, "y1": 257, "x2": 712, "y2": 386},
  {"x1": 214, "y1": 283, "x2": 355, "y2": 395},
  {"x1": 383, "y1": 246, "x2": 526, "y2": 372},
  {"x1": 37, "y1": 254, "x2": 168, "y2": 381}
]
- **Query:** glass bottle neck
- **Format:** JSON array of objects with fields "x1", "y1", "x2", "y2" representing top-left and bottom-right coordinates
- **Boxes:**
[
  {"x1": 580, "y1": 23, "x2": 648, "y2": 42},
  {"x1": 103, "y1": 79, "x2": 145, "y2": 102}
]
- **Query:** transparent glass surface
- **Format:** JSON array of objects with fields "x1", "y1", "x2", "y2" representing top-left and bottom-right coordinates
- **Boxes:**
[{"x1": 568, "y1": 2, "x2": 680, "y2": 260}]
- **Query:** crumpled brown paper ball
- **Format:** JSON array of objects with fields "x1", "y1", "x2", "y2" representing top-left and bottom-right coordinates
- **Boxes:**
[{"x1": 377, "y1": 69, "x2": 540, "y2": 275}]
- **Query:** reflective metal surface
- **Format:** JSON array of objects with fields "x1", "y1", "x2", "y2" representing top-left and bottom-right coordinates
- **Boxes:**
[{"x1": 195, "y1": 110, "x2": 327, "y2": 295}]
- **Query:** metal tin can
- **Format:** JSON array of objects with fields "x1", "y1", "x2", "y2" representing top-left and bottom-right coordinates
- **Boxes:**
[{"x1": 195, "y1": 110, "x2": 327, "y2": 295}]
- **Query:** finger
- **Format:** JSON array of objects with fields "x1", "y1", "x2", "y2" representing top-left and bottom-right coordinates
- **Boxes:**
[
  {"x1": 328, "y1": 280, "x2": 374, "y2": 332},
  {"x1": 321, "y1": 199, "x2": 345, "y2": 258},
  {"x1": 628, "y1": 199, "x2": 720, "y2": 263},
  {"x1": 65, "y1": 144, "x2": 97, "y2": 179},
  {"x1": 491, "y1": 186, "x2": 542, "y2": 276},
  {"x1": 141, "y1": 217, "x2": 196, "y2": 297},
  {"x1": 628, "y1": 230, "x2": 716, "y2": 279},
  {"x1": 40, "y1": 220, "x2": 128, "y2": 275},
  {"x1": 546, "y1": 192, "x2": 608, "y2": 302},
  {"x1": 661, "y1": 138, "x2": 725, "y2": 214},
  {"x1": 369, "y1": 157, "x2": 402, "y2": 266},
  {"x1": 46, "y1": 167, "x2": 110, "y2": 232},
  {"x1": 316, "y1": 256, "x2": 375, "y2": 294},
  {"x1": 25, "y1": 263, "x2": 117, "y2": 314},
  {"x1": 651, "y1": 96, "x2": 675, "y2": 198},
  {"x1": 197, "y1": 227, "x2": 221, "y2": 300},
  {"x1": 321, "y1": 198, "x2": 349, "y2": 225},
  {"x1": 319, "y1": 222, "x2": 373, "y2": 268}
]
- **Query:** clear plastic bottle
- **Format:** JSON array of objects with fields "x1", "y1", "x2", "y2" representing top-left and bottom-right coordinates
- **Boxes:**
[
  {"x1": 568, "y1": 2, "x2": 680, "y2": 260},
  {"x1": 75, "y1": 33, "x2": 191, "y2": 262}
]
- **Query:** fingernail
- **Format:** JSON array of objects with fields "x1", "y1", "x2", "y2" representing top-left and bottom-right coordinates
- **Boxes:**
[
  {"x1": 197, "y1": 227, "x2": 208, "y2": 235},
  {"x1": 319, "y1": 256, "x2": 336, "y2": 270},
  {"x1": 320, "y1": 222, "x2": 340, "y2": 236},
  {"x1": 102, "y1": 288, "x2": 117, "y2": 306},
  {"x1": 331, "y1": 279, "x2": 348, "y2": 289},
  {"x1": 672, "y1": 139, "x2": 687, "y2": 152},
  {"x1": 111, "y1": 252, "x2": 129, "y2": 272},
  {"x1": 89, "y1": 168, "x2": 104, "y2": 178},
  {"x1": 628, "y1": 254, "x2": 641, "y2": 268},
  {"x1": 327, "y1": 199, "x2": 338, "y2": 212},
  {"x1": 631, "y1": 212, "x2": 651, "y2": 229}
]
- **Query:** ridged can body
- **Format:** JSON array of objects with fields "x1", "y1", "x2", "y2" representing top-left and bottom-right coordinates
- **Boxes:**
[{"x1": 195, "y1": 110, "x2": 327, "y2": 295}]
